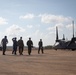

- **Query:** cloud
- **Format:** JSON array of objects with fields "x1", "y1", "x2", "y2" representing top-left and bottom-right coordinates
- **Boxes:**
[
  {"x1": 0, "y1": 17, "x2": 8, "y2": 25},
  {"x1": 19, "y1": 13, "x2": 35, "y2": 19},
  {"x1": 6, "y1": 24, "x2": 25, "y2": 36},
  {"x1": 55, "y1": 23, "x2": 64, "y2": 27},
  {"x1": 66, "y1": 24, "x2": 72, "y2": 29},
  {"x1": 47, "y1": 26, "x2": 55, "y2": 31},
  {"x1": 47, "y1": 23, "x2": 64, "y2": 31},
  {"x1": 39, "y1": 14, "x2": 72, "y2": 24},
  {"x1": 66, "y1": 21, "x2": 76, "y2": 30},
  {"x1": 34, "y1": 30, "x2": 40, "y2": 36},
  {"x1": 44, "y1": 31, "x2": 54, "y2": 39},
  {"x1": 27, "y1": 25, "x2": 33, "y2": 28}
]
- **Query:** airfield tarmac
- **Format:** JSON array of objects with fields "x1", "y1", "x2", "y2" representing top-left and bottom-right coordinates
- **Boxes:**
[{"x1": 0, "y1": 49, "x2": 76, "y2": 75}]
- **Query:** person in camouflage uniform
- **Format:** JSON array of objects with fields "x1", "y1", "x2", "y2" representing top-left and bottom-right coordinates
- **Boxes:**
[{"x1": 18, "y1": 37, "x2": 24, "y2": 55}]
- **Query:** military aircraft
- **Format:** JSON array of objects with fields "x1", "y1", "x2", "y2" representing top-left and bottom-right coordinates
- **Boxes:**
[{"x1": 53, "y1": 21, "x2": 76, "y2": 51}]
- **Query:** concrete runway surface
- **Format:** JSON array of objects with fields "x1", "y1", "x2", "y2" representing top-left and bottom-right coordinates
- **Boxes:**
[{"x1": 0, "y1": 49, "x2": 76, "y2": 75}]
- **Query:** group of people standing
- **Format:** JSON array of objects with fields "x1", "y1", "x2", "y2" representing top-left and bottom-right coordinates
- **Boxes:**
[
  {"x1": 12, "y1": 37, "x2": 24, "y2": 55},
  {"x1": 1, "y1": 36, "x2": 44, "y2": 55}
]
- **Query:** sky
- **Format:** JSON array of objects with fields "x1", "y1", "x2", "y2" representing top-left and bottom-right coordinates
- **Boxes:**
[{"x1": 0, "y1": 0, "x2": 76, "y2": 47}]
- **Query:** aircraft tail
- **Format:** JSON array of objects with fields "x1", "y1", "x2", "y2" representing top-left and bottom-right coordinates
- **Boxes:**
[
  {"x1": 63, "y1": 34, "x2": 65, "y2": 40},
  {"x1": 72, "y1": 20, "x2": 74, "y2": 38},
  {"x1": 56, "y1": 26, "x2": 59, "y2": 42}
]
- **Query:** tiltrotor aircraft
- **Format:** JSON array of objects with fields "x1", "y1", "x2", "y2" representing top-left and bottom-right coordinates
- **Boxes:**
[{"x1": 53, "y1": 21, "x2": 76, "y2": 51}]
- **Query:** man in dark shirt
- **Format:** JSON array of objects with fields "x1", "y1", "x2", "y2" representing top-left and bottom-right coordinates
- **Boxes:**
[
  {"x1": 38, "y1": 39, "x2": 44, "y2": 54},
  {"x1": 27, "y1": 38, "x2": 33, "y2": 55},
  {"x1": 12, "y1": 37, "x2": 17, "y2": 55},
  {"x1": 18, "y1": 37, "x2": 24, "y2": 55},
  {"x1": 1, "y1": 36, "x2": 8, "y2": 55}
]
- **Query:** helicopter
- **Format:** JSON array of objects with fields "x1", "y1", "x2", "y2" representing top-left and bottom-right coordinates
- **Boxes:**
[{"x1": 53, "y1": 21, "x2": 76, "y2": 51}]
